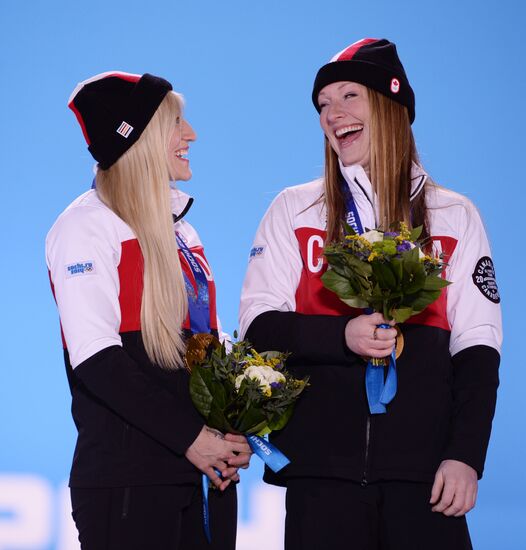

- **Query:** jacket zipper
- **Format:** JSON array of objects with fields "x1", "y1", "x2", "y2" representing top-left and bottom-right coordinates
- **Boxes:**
[{"x1": 361, "y1": 416, "x2": 371, "y2": 486}]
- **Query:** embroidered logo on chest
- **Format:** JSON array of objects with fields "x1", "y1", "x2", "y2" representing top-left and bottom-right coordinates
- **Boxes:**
[{"x1": 472, "y1": 256, "x2": 500, "y2": 303}]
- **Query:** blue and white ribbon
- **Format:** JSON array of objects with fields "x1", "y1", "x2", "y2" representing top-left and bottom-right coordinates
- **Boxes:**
[
  {"x1": 341, "y1": 181, "x2": 398, "y2": 415},
  {"x1": 201, "y1": 435, "x2": 289, "y2": 543},
  {"x1": 365, "y1": 324, "x2": 397, "y2": 414},
  {"x1": 176, "y1": 233, "x2": 210, "y2": 334},
  {"x1": 247, "y1": 434, "x2": 290, "y2": 472}
]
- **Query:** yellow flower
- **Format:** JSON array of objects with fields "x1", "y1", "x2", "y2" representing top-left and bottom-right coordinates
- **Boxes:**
[{"x1": 399, "y1": 221, "x2": 411, "y2": 240}]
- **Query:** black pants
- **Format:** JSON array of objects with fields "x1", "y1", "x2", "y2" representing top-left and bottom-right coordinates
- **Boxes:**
[
  {"x1": 285, "y1": 479, "x2": 472, "y2": 550},
  {"x1": 71, "y1": 483, "x2": 237, "y2": 550}
]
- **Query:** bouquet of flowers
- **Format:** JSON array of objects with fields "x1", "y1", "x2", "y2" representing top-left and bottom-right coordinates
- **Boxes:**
[
  {"x1": 186, "y1": 333, "x2": 309, "y2": 542},
  {"x1": 322, "y1": 222, "x2": 450, "y2": 323},
  {"x1": 321, "y1": 222, "x2": 450, "y2": 414},
  {"x1": 186, "y1": 334, "x2": 308, "y2": 438}
]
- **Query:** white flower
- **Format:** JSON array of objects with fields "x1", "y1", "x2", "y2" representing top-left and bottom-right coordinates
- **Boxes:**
[
  {"x1": 235, "y1": 365, "x2": 286, "y2": 395},
  {"x1": 361, "y1": 229, "x2": 384, "y2": 243}
]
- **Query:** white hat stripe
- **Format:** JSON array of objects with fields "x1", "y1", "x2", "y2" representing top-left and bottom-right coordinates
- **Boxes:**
[{"x1": 67, "y1": 71, "x2": 141, "y2": 105}]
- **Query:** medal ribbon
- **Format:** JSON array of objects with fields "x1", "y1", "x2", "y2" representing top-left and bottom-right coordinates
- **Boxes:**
[
  {"x1": 175, "y1": 236, "x2": 290, "y2": 540},
  {"x1": 247, "y1": 434, "x2": 291, "y2": 472},
  {"x1": 365, "y1": 324, "x2": 397, "y2": 414},
  {"x1": 175, "y1": 233, "x2": 215, "y2": 541},
  {"x1": 340, "y1": 179, "x2": 397, "y2": 415},
  {"x1": 175, "y1": 233, "x2": 210, "y2": 334},
  {"x1": 200, "y1": 435, "x2": 290, "y2": 544}
]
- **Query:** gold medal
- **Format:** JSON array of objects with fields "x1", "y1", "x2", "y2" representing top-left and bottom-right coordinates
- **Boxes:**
[
  {"x1": 394, "y1": 325, "x2": 404, "y2": 359},
  {"x1": 365, "y1": 325, "x2": 404, "y2": 366},
  {"x1": 185, "y1": 333, "x2": 220, "y2": 371}
]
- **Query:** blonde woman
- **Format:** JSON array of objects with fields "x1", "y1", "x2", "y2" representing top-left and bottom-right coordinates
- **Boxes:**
[
  {"x1": 239, "y1": 39, "x2": 502, "y2": 549},
  {"x1": 46, "y1": 72, "x2": 250, "y2": 549}
]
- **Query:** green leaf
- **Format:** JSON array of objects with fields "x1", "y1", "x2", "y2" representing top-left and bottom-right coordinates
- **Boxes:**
[
  {"x1": 407, "y1": 290, "x2": 442, "y2": 312},
  {"x1": 423, "y1": 276, "x2": 451, "y2": 291},
  {"x1": 404, "y1": 246, "x2": 421, "y2": 263},
  {"x1": 342, "y1": 222, "x2": 356, "y2": 236},
  {"x1": 392, "y1": 306, "x2": 414, "y2": 323},
  {"x1": 372, "y1": 262, "x2": 397, "y2": 289},
  {"x1": 409, "y1": 226, "x2": 423, "y2": 241},
  {"x1": 321, "y1": 269, "x2": 356, "y2": 298},
  {"x1": 401, "y1": 261, "x2": 426, "y2": 294},
  {"x1": 389, "y1": 258, "x2": 403, "y2": 285},
  {"x1": 208, "y1": 400, "x2": 232, "y2": 434},
  {"x1": 340, "y1": 296, "x2": 370, "y2": 309},
  {"x1": 235, "y1": 406, "x2": 268, "y2": 434},
  {"x1": 256, "y1": 425, "x2": 272, "y2": 437},
  {"x1": 259, "y1": 350, "x2": 284, "y2": 361},
  {"x1": 268, "y1": 404, "x2": 294, "y2": 432},
  {"x1": 189, "y1": 367, "x2": 214, "y2": 418},
  {"x1": 212, "y1": 380, "x2": 227, "y2": 409}
]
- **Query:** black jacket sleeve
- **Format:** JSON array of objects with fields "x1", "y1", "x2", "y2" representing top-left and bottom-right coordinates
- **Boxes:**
[
  {"x1": 74, "y1": 345, "x2": 204, "y2": 455},
  {"x1": 245, "y1": 310, "x2": 357, "y2": 365},
  {"x1": 442, "y1": 345, "x2": 500, "y2": 478}
]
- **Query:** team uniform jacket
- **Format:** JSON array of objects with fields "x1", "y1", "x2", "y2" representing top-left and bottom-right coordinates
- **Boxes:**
[
  {"x1": 46, "y1": 188, "x2": 219, "y2": 488},
  {"x1": 239, "y1": 163, "x2": 502, "y2": 486}
]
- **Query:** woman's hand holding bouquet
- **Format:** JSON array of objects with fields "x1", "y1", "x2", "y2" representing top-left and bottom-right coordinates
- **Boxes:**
[
  {"x1": 322, "y1": 223, "x2": 450, "y2": 414},
  {"x1": 185, "y1": 333, "x2": 309, "y2": 541}
]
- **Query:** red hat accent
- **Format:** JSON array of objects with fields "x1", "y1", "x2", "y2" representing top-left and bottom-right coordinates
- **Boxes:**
[
  {"x1": 68, "y1": 71, "x2": 173, "y2": 169},
  {"x1": 312, "y1": 38, "x2": 415, "y2": 123}
]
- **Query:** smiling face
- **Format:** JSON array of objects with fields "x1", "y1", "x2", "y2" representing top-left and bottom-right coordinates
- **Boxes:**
[
  {"x1": 318, "y1": 81, "x2": 371, "y2": 172},
  {"x1": 167, "y1": 115, "x2": 196, "y2": 181}
]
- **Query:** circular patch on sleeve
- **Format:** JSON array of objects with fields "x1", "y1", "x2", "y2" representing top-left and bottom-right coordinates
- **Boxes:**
[{"x1": 472, "y1": 256, "x2": 500, "y2": 303}]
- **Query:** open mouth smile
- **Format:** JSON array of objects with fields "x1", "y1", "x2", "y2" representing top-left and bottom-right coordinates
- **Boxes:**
[
  {"x1": 335, "y1": 124, "x2": 364, "y2": 145},
  {"x1": 174, "y1": 148, "x2": 189, "y2": 160}
]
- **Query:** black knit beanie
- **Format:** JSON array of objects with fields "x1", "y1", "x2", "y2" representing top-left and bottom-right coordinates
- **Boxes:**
[
  {"x1": 312, "y1": 38, "x2": 415, "y2": 123},
  {"x1": 68, "y1": 71, "x2": 173, "y2": 170}
]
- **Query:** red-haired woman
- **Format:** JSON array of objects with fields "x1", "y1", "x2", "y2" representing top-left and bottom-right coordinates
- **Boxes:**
[{"x1": 240, "y1": 39, "x2": 501, "y2": 549}]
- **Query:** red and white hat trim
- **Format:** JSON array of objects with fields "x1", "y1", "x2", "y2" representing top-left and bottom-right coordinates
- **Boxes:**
[{"x1": 67, "y1": 72, "x2": 141, "y2": 145}]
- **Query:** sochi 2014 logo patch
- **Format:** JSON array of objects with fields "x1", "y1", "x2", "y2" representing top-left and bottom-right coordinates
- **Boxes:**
[
  {"x1": 249, "y1": 245, "x2": 265, "y2": 260},
  {"x1": 472, "y1": 256, "x2": 500, "y2": 303},
  {"x1": 390, "y1": 78, "x2": 400, "y2": 94},
  {"x1": 66, "y1": 261, "x2": 96, "y2": 278}
]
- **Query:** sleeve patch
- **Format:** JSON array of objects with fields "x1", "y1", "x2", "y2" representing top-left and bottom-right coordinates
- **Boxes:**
[
  {"x1": 249, "y1": 245, "x2": 265, "y2": 261},
  {"x1": 472, "y1": 256, "x2": 500, "y2": 303},
  {"x1": 66, "y1": 261, "x2": 96, "y2": 278}
]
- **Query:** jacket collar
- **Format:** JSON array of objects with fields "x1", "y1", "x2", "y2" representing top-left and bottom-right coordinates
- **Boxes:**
[
  {"x1": 338, "y1": 161, "x2": 427, "y2": 228},
  {"x1": 170, "y1": 186, "x2": 194, "y2": 223},
  {"x1": 339, "y1": 160, "x2": 428, "y2": 206}
]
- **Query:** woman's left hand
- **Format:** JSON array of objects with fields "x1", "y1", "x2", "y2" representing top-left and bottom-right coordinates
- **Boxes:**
[
  {"x1": 429, "y1": 459, "x2": 478, "y2": 516},
  {"x1": 224, "y1": 433, "x2": 253, "y2": 470}
]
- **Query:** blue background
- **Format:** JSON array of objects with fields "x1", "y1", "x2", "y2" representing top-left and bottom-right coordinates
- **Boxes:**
[{"x1": 1, "y1": 0, "x2": 524, "y2": 548}]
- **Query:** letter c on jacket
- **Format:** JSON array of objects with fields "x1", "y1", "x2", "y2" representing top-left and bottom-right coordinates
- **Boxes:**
[{"x1": 307, "y1": 234, "x2": 324, "y2": 273}]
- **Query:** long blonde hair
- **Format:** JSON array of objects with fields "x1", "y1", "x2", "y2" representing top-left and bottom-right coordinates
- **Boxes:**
[
  {"x1": 96, "y1": 92, "x2": 187, "y2": 370},
  {"x1": 323, "y1": 88, "x2": 428, "y2": 244}
]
